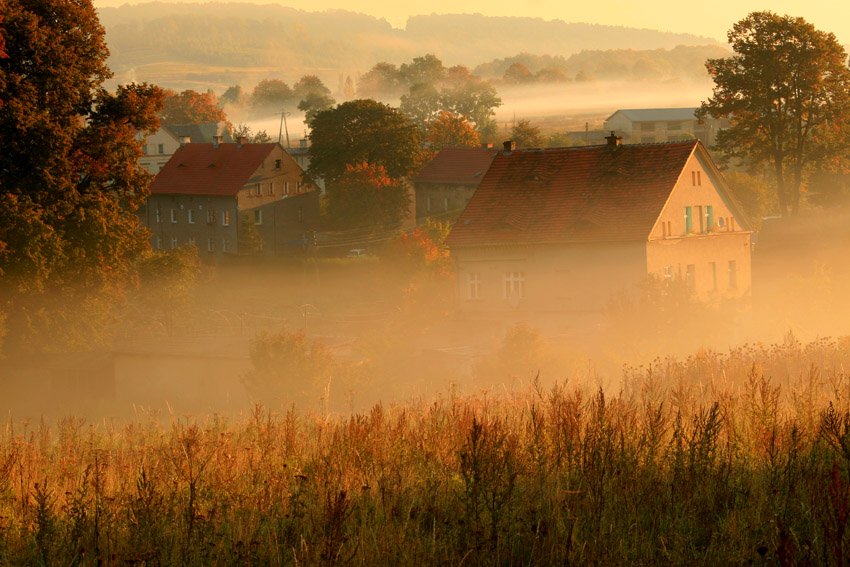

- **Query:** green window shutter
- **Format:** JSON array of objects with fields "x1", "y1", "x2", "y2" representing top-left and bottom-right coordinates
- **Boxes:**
[
  {"x1": 706, "y1": 205, "x2": 713, "y2": 230},
  {"x1": 684, "y1": 206, "x2": 693, "y2": 232}
]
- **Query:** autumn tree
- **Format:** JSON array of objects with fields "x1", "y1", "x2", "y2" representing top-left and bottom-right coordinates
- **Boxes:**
[
  {"x1": 426, "y1": 111, "x2": 480, "y2": 151},
  {"x1": 511, "y1": 119, "x2": 544, "y2": 147},
  {"x1": 160, "y1": 89, "x2": 226, "y2": 125},
  {"x1": 307, "y1": 99, "x2": 422, "y2": 183},
  {"x1": 357, "y1": 62, "x2": 403, "y2": 99},
  {"x1": 441, "y1": 80, "x2": 502, "y2": 135},
  {"x1": 400, "y1": 83, "x2": 443, "y2": 129},
  {"x1": 698, "y1": 12, "x2": 850, "y2": 216},
  {"x1": 503, "y1": 62, "x2": 533, "y2": 84},
  {"x1": 251, "y1": 79, "x2": 294, "y2": 108},
  {"x1": 298, "y1": 91, "x2": 335, "y2": 126},
  {"x1": 399, "y1": 54, "x2": 446, "y2": 88},
  {"x1": 324, "y1": 163, "x2": 410, "y2": 229},
  {"x1": 0, "y1": 0, "x2": 164, "y2": 353},
  {"x1": 293, "y1": 75, "x2": 331, "y2": 99},
  {"x1": 219, "y1": 84, "x2": 244, "y2": 106}
]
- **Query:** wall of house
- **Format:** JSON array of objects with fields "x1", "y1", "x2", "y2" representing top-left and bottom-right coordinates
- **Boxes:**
[
  {"x1": 414, "y1": 183, "x2": 478, "y2": 221},
  {"x1": 647, "y1": 151, "x2": 752, "y2": 300},
  {"x1": 138, "y1": 130, "x2": 179, "y2": 174},
  {"x1": 144, "y1": 194, "x2": 239, "y2": 255},
  {"x1": 249, "y1": 191, "x2": 321, "y2": 254},
  {"x1": 453, "y1": 241, "x2": 647, "y2": 315},
  {"x1": 646, "y1": 232, "x2": 752, "y2": 301}
]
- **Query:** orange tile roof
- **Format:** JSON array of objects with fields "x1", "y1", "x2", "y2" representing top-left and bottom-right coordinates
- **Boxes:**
[
  {"x1": 149, "y1": 143, "x2": 278, "y2": 196},
  {"x1": 413, "y1": 147, "x2": 499, "y2": 185},
  {"x1": 447, "y1": 141, "x2": 699, "y2": 247}
]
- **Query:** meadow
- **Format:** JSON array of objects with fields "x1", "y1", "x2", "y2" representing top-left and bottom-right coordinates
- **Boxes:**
[{"x1": 1, "y1": 334, "x2": 849, "y2": 566}]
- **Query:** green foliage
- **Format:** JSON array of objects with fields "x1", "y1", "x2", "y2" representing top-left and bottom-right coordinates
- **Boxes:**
[
  {"x1": 244, "y1": 329, "x2": 336, "y2": 405},
  {"x1": 510, "y1": 119, "x2": 544, "y2": 147},
  {"x1": 399, "y1": 83, "x2": 442, "y2": 130},
  {"x1": 160, "y1": 89, "x2": 226, "y2": 125},
  {"x1": 307, "y1": 99, "x2": 422, "y2": 184},
  {"x1": 297, "y1": 91, "x2": 335, "y2": 126},
  {"x1": 0, "y1": 0, "x2": 163, "y2": 355},
  {"x1": 250, "y1": 79, "x2": 293, "y2": 109},
  {"x1": 324, "y1": 163, "x2": 410, "y2": 229},
  {"x1": 698, "y1": 12, "x2": 850, "y2": 216},
  {"x1": 724, "y1": 171, "x2": 777, "y2": 224}
]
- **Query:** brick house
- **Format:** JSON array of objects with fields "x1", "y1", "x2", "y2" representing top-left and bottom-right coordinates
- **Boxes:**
[
  {"x1": 446, "y1": 137, "x2": 753, "y2": 317},
  {"x1": 143, "y1": 138, "x2": 318, "y2": 255},
  {"x1": 412, "y1": 146, "x2": 499, "y2": 221}
]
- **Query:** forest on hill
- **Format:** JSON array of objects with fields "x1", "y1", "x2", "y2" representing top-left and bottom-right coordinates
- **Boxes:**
[{"x1": 98, "y1": 2, "x2": 725, "y2": 92}]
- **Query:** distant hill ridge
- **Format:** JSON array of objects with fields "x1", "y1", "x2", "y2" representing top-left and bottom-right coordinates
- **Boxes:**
[{"x1": 99, "y1": 2, "x2": 724, "y2": 90}]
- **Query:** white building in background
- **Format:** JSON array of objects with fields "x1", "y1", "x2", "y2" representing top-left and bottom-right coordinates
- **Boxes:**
[{"x1": 604, "y1": 108, "x2": 728, "y2": 146}]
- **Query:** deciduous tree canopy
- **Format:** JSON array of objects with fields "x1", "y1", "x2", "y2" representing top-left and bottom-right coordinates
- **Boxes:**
[
  {"x1": 0, "y1": 0, "x2": 164, "y2": 353},
  {"x1": 160, "y1": 89, "x2": 226, "y2": 125},
  {"x1": 698, "y1": 12, "x2": 850, "y2": 216},
  {"x1": 426, "y1": 111, "x2": 480, "y2": 151},
  {"x1": 324, "y1": 163, "x2": 410, "y2": 229},
  {"x1": 307, "y1": 99, "x2": 422, "y2": 183}
]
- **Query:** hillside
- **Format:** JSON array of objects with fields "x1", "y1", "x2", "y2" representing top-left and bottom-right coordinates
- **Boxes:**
[{"x1": 99, "y1": 2, "x2": 724, "y2": 91}]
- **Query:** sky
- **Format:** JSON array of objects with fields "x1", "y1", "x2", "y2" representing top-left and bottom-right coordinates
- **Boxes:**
[{"x1": 94, "y1": 0, "x2": 850, "y2": 43}]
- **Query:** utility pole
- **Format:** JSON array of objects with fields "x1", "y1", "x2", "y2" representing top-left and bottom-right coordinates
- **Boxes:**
[{"x1": 278, "y1": 110, "x2": 291, "y2": 147}]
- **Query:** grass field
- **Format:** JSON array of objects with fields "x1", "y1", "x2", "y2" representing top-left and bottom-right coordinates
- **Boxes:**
[{"x1": 1, "y1": 335, "x2": 849, "y2": 566}]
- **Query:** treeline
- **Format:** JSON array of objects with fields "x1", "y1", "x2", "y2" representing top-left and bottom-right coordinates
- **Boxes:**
[
  {"x1": 474, "y1": 45, "x2": 730, "y2": 83},
  {"x1": 99, "y1": 3, "x2": 721, "y2": 89}
]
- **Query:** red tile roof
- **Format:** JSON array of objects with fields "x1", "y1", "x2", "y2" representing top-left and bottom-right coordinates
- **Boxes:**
[
  {"x1": 149, "y1": 143, "x2": 278, "y2": 196},
  {"x1": 413, "y1": 147, "x2": 499, "y2": 185},
  {"x1": 447, "y1": 141, "x2": 699, "y2": 248}
]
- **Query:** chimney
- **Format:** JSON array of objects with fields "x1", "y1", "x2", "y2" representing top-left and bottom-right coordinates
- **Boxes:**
[
  {"x1": 213, "y1": 135, "x2": 223, "y2": 148},
  {"x1": 503, "y1": 140, "x2": 516, "y2": 152},
  {"x1": 179, "y1": 135, "x2": 191, "y2": 146},
  {"x1": 605, "y1": 131, "x2": 622, "y2": 147},
  {"x1": 299, "y1": 138, "x2": 308, "y2": 149},
  {"x1": 236, "y1": 136, "x2": 248, "y2": 148}
]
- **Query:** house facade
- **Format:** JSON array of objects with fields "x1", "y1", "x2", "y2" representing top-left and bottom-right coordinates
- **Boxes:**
[
  {"x1": 412, "y1": 146, "x2": 499, "y2": 222},
  {"x1": 604, "y1": 108, "x2": 728, "y2": 146},
  {"x1": 139, "y1": 122, "x2": 233, "y2": 174},
  {"x1": 446, "y1": 138, "x2": 753, "y2": 318},
  {"x1": 143, "y1": 139, "x2": 318, "y2": 256}
]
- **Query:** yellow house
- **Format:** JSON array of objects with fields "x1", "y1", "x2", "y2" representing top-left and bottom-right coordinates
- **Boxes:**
[{"x1": 446, "y1": 137, "x2": 753, "y2": 318}]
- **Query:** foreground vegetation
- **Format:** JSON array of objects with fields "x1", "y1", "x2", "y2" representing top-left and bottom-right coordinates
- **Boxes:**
[{"x1": 1, "y1": 336, "x2": 850, "y2": 566}]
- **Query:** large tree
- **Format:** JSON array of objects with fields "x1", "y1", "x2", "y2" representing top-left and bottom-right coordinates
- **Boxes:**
[
  {"x1": 0, "y1": 0, "x2": 163, "y2": 352},
  {"x1": 426, "y1": 111, "x2": 480, "y2": 151},
  {"x1": 698, "y1": 12, "x2": 850, "y2": 216},
  {"x1": 307, "y1": 99, "x2": 421, "y2": 184},
  {"x1": 324, "y1": 163, "x2": 410, "y2": 229}
]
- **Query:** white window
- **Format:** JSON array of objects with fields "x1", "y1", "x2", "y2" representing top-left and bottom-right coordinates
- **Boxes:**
[
  {"x1": 254, "y1": 210, "x2": 263, "y2": 225},
  {"x1": 170, "y1": 208, "x2": 177, "y2": 223},
  {"x1": 222, "y1": 238, "x2": 229, "y2": 253},
  {"x1": 188, "y1": 209, "x2": 195, "y2": 224},
  {"x1": 155, "y1": 208, "x2": 161, "y2": 223},
  {"x1": 663, "y1": 265, "x2": 674, "y2": 280},
  {"x1": 222, "y1": 211, "x2": 230, "y2": 226},
  {"x1": 467, "y1": 272, "x2": 481, "y2": 300},
  {"x1": 297, "y1": 181, "x2": 303, "y2": 192},
  {"x1": 155, "y1": 236, "x2": 162, "y2": 250},
  {"x1": 207, "y1": 238, "x2": 214, "y2": 253},
  {"x1": 268, "y1": 182, "x2": 274, "y2": 195},
  {"x1": 170, "y1": 236, "x2": 178, "y2": 250},
  {"x1": 284, "y1": 182, "x2": 290, "y2": 194},
  {"x1": 255, "y1": 183, "x2": 261, "y2": 196},
  {"x1": 188, "y1": 236, "x2": 195, "y2": 245},
  {"x1": 157, "y1": 143, "x2": 164, "y2": 154},
  {"x1": 207, "y1": 210, "x2": 216, "y2": 224},
  {"x1": 503, "y1": 272, "x2": 525, "y2": 300}
]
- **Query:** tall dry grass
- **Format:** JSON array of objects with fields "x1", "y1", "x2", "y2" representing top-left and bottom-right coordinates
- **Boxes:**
[{"x1": 1, "y1": 335, "x2": 849, "y2": 566}]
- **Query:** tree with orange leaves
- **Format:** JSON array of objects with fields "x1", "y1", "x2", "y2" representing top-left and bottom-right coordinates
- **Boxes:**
[
  {"x1": 324, "y1": 162, "x2": 410, "y2": 229},
  {"x1": 160, "y1": 89, "x2": 227, "y2": 125},
  {"x1": 426, "y1": 111, "x2": 480, "y2": 152}
]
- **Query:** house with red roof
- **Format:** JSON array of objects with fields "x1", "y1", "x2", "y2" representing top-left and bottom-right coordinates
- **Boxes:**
[
  {"x1": 144, "y1": 137, "x2": 318, "y2": 255},
  {"x1": 412, "y1": 146, "x2": 499, "y2": 221},
  {"x1": 446, "y1": 136, "x2": 753, "y2": 317}
]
